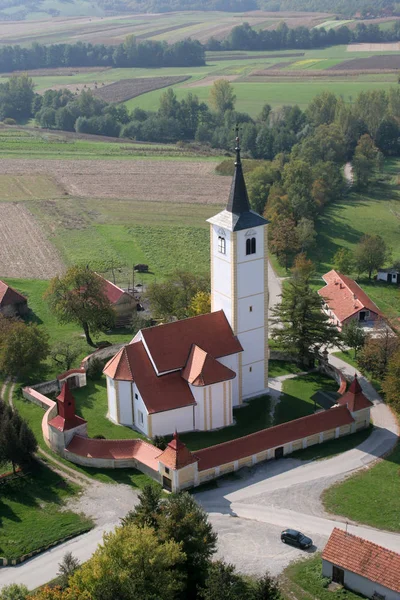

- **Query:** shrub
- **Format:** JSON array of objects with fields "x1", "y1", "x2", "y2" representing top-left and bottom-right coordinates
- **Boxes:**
[
  {"x1": 3, "y1": 117, "x2": 16, "y2": 125},
  {"x1": 86, "y1": 357, "x2": 105, "y2": 380}
]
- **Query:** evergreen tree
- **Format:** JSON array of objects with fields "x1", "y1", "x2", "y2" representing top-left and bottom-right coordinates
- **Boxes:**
[
  {"x1": 199, "y1": 561, "x2": 251, "y2": 600},
  {"x1": 271, "y1": 267, "x2": 342, "y2": 365},
  {"x1": 253, "y1": 572, "x2": 282, "y2": 600},
  {"x1": 121, "y1": 483, "x2": 162, "y2": 529}
]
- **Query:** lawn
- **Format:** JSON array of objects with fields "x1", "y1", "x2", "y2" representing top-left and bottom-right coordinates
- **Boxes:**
[
  {"x1": 180, "y1": 394, "x2": 272, "y2": 451},
  {"x1": 323, "y1": 439, "x2": 400, "y2": 532},
  {"x1": 268, "y1": 360, "x2": 303, "y2": 378},
  {"x1": 282, "y1": 555, "x2": 363, "y2": 600},
  {"x1": 275, "y1": 372, "x2": 338, "y2": 425},
  {"x1": 0, "y1": 462, "x2": 92, "y2": 560}
]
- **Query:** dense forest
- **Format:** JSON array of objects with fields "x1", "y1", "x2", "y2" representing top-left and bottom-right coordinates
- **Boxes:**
[
  {"x1": 208, "y1": 19, "x2": 400, "y2": 51},
  {"x1": 0, "y1": 38, "x2": 205, "y2": 73}
]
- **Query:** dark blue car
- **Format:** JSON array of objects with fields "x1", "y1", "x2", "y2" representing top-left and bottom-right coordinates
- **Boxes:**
[{"x1": 281, "y1": 529, "x2": 313, "y2": 549}]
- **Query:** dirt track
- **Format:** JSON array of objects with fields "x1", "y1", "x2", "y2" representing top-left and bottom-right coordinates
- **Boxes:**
[
  {"x1": 0, "y1": 203, "x2": 64, "y2": 278},
  {"x1": 0, "y1": 159, "x2": 231, "y2": 204}
]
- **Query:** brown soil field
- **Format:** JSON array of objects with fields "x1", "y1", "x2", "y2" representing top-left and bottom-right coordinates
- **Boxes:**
[
  {"x1": 184, "y1": 75, "x2": 239, "y2": 88},
  {"x1": 347, "y1": 42, "x2": 400, "y2": 52},
  {"x1": 39, "y1": 81, "x2": 112, "y2": 95},
  {"x1": 246, "y1": 67, "x2": 398, "y2": 79},
  {"x1": 329, "y1": 55, "x2": 400, "y2": 70},
  {"x1": 135, "y1": 22, "x2": 198, "y2": 40},
  {"x1": 0, "y1": 203, "x2": 64, "y2": 278},
  {"x1": 93, "y1": 76, "x2": 190, "y2": 103},
  {"x1": 0, "y1": 159, "x2": 231, "y2": 204},
  {"x1": 206, "y1": 52, "x2": 304, "y2": 61}
]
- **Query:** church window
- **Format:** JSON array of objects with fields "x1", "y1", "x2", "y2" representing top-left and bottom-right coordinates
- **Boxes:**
[
  {"x1": 249, "y1": 306, "x2": 253, "y2": 312},
  {"x1": 246, "y1": 237, "x2": 256, "y2": 255},
  {"x1": 139, "y1": 411, "x2": 144, "y2": 425},
  {"x1": 165, "y1": 467, "x2": 170, "y2": 475},
  {"x1": 135, "y1": 393, "x2": 138, "y2": 400},
  {"x1": 218, "y1": 236, "x2": 226, "y2": 254},
  {"x1": 249, "y1": 366, "x2": 252, "y2": 372}
]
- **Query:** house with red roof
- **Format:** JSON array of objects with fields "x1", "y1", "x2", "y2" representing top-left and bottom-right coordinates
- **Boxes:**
[
  {"x1": 96, "y1": 274, "x2": 137, "y2": 327},
  {"x1": 0, "y1": 280, "x2": 28, "y2": 318},
  {"x1": 318, "y1": 270, "x2": 383, "y2": 330},
  {"x1": 322, "y1": 528, "x2": 400, "y2": 600}
]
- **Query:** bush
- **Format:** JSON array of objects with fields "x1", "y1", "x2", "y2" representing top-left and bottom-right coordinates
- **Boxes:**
[
  {"x1": 153, "y1": 435, "x2": 167, "y2": 450},
  {"x1": 86, "y1": 357, "x2": 105, "y2": 380},
  {"x1": 3, "y1": 117, "x2": 16, "y2": 125}
]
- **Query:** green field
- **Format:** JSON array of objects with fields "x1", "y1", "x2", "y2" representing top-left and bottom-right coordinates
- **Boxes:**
[
  {"x1": 323, "y1": 440, "x2": 400, "y2": 532},
  {"x1": 0, "y1": 463, "x2": 92, "y2": 560},
  {"x1": 275, "y1": 373, "x2": 338, "y2": 425}
]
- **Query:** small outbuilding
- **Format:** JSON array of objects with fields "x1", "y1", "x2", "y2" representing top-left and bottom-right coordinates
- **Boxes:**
[
  {"x1": 96, "y1": 274, "x2": 137, "y2": 327},
  {"x1": 0, "y1": 280, "x2": 28, "y2": 317},
  {"x1": 318, "y1": 270, "x2": 383, "y2": 330},
  {"x1": 322, "y1": 528, "x2": 400, "y2": 600},
  {"x1": 377, "y1": 268, "x2": 399, "y2": 284}
]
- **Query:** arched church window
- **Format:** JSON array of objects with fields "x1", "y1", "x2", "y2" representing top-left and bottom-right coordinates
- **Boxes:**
[
  {"x1": 246, "y1": 237, "x2": 256, "y2": 255},
  {"x1": 218, "y1": 236, "x2": 226, "y2": 254}
]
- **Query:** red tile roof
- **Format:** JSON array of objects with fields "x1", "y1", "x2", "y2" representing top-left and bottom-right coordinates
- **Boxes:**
[
  {"x1": 323, "y1": 528, "x2": 400, "y2": 594},
  {"x1": 337, "y1": 374, "x2": 373, "y2": 412},
  {"x1": 182, "y1": 344, "x2": 236, "y2": 387},
  {"x1": 158, "y1": 432, "x2": 198, "y2": 470},
  {"x1": 0, "y1": 280, "x2": 26, "y2": 307},
  {"x1": 48, "y1": 381, "x2": 87, "y2": 432},
  {"x1": 66, "y1": 435, "x2": 161, "y2": 470},
  {"x1": 104, "y1": 341, "x2": 196, "y2": 414},
  {"x1": 141, "y1": 310, "x2": 242, "y2": 373},
  {"x1": 318, "y1": 270, "x2": 383, "y2": 323},
  {"x1": 95, "y1": 273, "x2": 130, "y2": 305},
  {"x1": 195, "y1": 406, "x2": 354, "y2": 471}
]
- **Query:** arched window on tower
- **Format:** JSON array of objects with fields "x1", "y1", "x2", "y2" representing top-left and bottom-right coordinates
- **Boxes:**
[
  {"x1": 246, "y1": 237, "x2": 256, "y2": 256},
  {"x1": 218, "y1": 236, "x2": 226, "y2": 254}
]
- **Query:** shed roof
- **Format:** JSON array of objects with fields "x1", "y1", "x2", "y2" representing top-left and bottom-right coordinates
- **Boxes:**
[
  {"x1": 318, "y1": 270, "x2": 383, "y2": 323},
  {"x1": 96, "y1": 273, "x2": 131, "y2": 305},
  {"x1": 323, "y1": 528, "x2": 400, "y2": 594},
  {"x1": 0, "y1": 280, "x2": 26, "y2": 307}
]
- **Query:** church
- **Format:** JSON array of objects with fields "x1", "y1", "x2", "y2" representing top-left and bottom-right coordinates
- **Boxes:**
[{"x1": 103, "y1": 137, "x2": 269, "y2": 437}]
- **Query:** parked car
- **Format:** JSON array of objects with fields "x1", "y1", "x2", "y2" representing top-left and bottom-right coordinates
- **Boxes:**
[{"x1": 281, "y1": 529, "x2": 313, "y2": 549}]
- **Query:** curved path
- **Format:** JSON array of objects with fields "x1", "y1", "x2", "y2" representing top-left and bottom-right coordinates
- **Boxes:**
[{"x1": 0, "y1": 357, "x2": 398, "y2": 588}]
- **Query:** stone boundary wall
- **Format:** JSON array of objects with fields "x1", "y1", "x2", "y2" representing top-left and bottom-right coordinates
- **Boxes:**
[
  {"x1": 23, "y1": 387, "x2": 56, "y2": 443},
  {"x1": 319, "y1": 361, "x2": 347, "y2": 395},
  {"x1": 80, "y1": 343, "x2": 125, "y2": 370}
]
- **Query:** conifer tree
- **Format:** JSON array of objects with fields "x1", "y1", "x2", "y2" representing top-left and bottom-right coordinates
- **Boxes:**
[{"x1": 271, "y1": 266, "x2": 342, "y2": 366}]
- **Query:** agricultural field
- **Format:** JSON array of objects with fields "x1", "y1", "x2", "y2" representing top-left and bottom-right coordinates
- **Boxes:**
[
  {"x1": 0, "y1": 10, "x2": 332, "y2": 46},
  {"x1": 93, "y1": 76, "x2": 190, "y2": 103}
]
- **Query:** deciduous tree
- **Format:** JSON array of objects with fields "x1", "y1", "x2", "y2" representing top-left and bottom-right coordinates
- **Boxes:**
[
  {"x1": 354, "y1": 234, "x2": 391, "y2": 279},
  {"x1": 209, "y1": 79, "x2": 236, "y2": 114},
  {"x1": 269, "y1": 216, "x2": 300, "y2": 270},
  {"x1": 146, "y1": 271, "x2": 209, "y2": 321},
  {"x1": 333, "y1": 247, "x2": 354, "y2": 275},
  {"x1": 188, "y1": 291, "x2": 211, "y2": 316},
  {"x1": 382, "y1": 349, "x2": 400, "y2": 413},
  {"x1": 358, "y1": 326, "x2": 398, "y2": 380},
  {"x1": 342, "y1": 320, "x2": 366, "y2": 357},
  {"x1": 0, "y1": 316, "x2": 49, "y2": 379},
  {"x1": 45, "y1": 266, "x2": 115, "y2": 347}
]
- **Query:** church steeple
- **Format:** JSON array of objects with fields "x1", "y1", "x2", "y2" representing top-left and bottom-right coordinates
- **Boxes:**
[
  {"x1": 226, "y1": 133, "x2": 251, "y2": 214},
  {"x1": 207, "y1": 128, "x2": 268, "y2": 232}
]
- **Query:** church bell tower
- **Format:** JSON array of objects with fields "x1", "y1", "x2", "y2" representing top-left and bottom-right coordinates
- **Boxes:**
[{"x1": 207, "y1": 134, "x2": 269, "y2": 403}]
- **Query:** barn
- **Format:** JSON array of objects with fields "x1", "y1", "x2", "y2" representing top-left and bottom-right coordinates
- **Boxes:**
[{"x1": 0, "y1": 280, "x2": 28, "y2": 317}]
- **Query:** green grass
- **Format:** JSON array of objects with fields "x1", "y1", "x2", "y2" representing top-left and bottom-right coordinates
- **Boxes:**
[
  {"x1": 0, "y1": 462, "x2": 92, "y2": 560},
  {"x1": 282, "y1": 555, "x2": 363, "y2": 600},
  {"x1": 180, "y1": 395, "x2": 272, "y2": 451},
  {"x1": 275, "y1": 373, "x2": 338, "y2": 425},
  {"x1": 12, "y1": 388, "x2": 159, "y2": 488},
  {"x1": 290, "y1": 425, "x2": 373, "y2": 461},
  {"x1": 323, "y1": 440, "x2": 400, "y2": 532},
  {"x1": 268, "y1": 360, "x2": 303, "y2": 378}
]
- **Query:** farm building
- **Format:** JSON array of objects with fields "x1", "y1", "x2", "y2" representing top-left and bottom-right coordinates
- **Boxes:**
[
  {"x1": 103, "y1": 137, "x2": 269, "y2": 436},
  {"x1": 0, "y1": 280, "x2": 28, "y2": 317},
  {"x1": 318, "y1": 270, "x2": 383, "y2": 330},
  {"x1": 96, "y1": 274, "x2": 137, "y2": 327},
  {"x1": 322, "y1": 528, "x2": 400, "y2": 600},
  {"x1": 377, "y1": 268, "x2": 399, "y2": 284}
]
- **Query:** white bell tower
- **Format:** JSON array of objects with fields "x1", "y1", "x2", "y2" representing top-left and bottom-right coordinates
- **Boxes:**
[{"x1": 207, "y1": 134, "x2": 269, "y2": 404}]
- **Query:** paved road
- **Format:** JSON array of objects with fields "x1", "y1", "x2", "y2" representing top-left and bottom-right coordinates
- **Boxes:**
[{"x1": 1, "y1": 360, "x2": 398, "y2": 589}]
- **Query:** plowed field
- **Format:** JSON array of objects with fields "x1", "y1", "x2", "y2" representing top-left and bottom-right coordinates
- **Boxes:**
[
  {"x1": 0, "y1": 203, "x2": 64, "y2": 278},
  {"x1": 0, "y1": 159, "x2": 231, "y2": 204},
  {"x1": 329, "y1": 55, "x2": 400, "y2": 70},
  {"x1": 94, "y1": 76, "x2": 190, "y2": 103}
]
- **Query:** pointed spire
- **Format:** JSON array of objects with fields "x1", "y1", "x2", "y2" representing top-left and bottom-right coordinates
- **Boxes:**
[
  {"x1": 226, "y1": 127, "x2": 251, "y2": 215},
  {"x1": 348, "y1": 373, "x2": 362, "y2": 395}
]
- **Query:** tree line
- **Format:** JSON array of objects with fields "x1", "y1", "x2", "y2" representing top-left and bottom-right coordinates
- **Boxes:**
[
  {"x1": 0, "y1": 37, "x2": 205, "y2": 73},
  {"x1": 258, "y1": 0, "x2": 395, "y2": 18},
  {"x1": 207, "y1": 19, "x2": 400, "y2": 51},
  {"x1": 98, "y1": 0, "x2": 257, "y2": 12}
]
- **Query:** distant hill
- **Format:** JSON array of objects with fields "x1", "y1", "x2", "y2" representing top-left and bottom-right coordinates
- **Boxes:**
[{"x1": 258, "y1": 0, "x2": 395, "y2": 18}]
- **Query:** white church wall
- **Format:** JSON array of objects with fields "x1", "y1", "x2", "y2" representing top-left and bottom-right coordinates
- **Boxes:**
[
  {"x1": 192, "y1": 386, "x2": 206, "y2": 430},
  {"x1": 239, "y1": 327, "x2": 265, "y2": 367},
  {"x1": 133, "y1": 385, "x2": 149, "y2": 436},
  {"x1": 106, "y1": 376, "x2": 118, "y2": 423},
  {"x1": 237, "y1": 293, "x2": 265, "y2": 333},
  {"x1": 242, "y1": 360, "x2": 266, "y2": 398},
  {"x1": 151, "y1": 406, "x2": 194, "y2": 437},
  {"x1": 192, "y1": 382, "x2": 228, "y2": 430},
  {"x1": 219, "y1": 354, "x2": 239, "y2": 406},
  {"x1": 211, "y1": 225, "x2": 232, "y2": 315},
  {"x1": 118, "y1": 381, "x2": 133, "y2": 425},
  {"x1": 237, "y1": 259, "x2": 264, "y2": 298}
]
